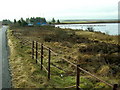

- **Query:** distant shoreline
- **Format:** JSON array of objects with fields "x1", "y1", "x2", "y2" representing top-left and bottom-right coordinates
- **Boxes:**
[{"x1": 57, "y1": 21, "x2": 120, "y2": 24}]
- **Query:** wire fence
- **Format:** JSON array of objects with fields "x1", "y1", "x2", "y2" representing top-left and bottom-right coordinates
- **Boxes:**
[{"x1": 12, "y1": 30, "x2": 118, "y2": 90}]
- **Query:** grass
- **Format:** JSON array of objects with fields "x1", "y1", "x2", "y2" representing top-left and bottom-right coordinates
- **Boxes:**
[
  {"x1": 7, "y1": 28, "x2": 77, "y2": 88},
  {"x1": 8, "y1": 25, "x2": 120, "y2": 88}
]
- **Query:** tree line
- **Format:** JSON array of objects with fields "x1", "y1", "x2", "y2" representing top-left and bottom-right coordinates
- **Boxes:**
[
  {"x1": 14, "y1": 17, "x2": 47, "y2": 26},
  {"x1": 50, "y1": 18, "x2": 60, "y2": 24},
  {"x1": 2, "y1": 17, "x2": 61, "y2": 26},
  {"x1": 13, "y1": 17, "x2": 60, "y2": 26}
]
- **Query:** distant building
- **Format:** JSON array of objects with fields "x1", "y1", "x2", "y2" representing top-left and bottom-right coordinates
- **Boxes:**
[{"x1": 27, "y1": 17, "x2": 47, "y2": 26}]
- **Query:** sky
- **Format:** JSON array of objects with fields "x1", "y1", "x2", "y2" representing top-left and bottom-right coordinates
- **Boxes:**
[{"x1": 0, "y1": 0, "x2": 119, "y2": 21}]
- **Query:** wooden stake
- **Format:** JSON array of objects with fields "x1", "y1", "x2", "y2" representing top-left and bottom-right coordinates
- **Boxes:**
[
  {"x1": 48, "y1": 48, "x2": 51, "y2": 80},
  {"x1": 32, "y1": 41, "x2": 34, "y2": 59},
  {"x1": 36, "y1": 41, "x2": 38, "y2": 63},
  {"x1": 41, "y1": 44, "x2": 43, "y2": 70},
  {"x1": 76, "y1": 64, "x2": 80, "y2": 90}
]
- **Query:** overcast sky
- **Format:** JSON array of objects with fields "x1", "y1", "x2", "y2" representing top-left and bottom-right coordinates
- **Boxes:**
[{"x1": 0, "y1": 0, "x2": 119, "y2": 21}]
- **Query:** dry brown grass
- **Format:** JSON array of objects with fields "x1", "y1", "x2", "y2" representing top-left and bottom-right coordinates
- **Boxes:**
[{"x1": 8, "y1": 26, "x2": 120, "y2": 88}]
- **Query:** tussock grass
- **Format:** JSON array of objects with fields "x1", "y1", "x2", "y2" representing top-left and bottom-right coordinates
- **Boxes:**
[{"x1": 8, "y1": 26, "x2": 120, "y2": 88}]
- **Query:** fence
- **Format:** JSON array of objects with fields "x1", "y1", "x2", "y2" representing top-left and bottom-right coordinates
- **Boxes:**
[{"x1": 12, "y1": 30, "x2": 118, "y2": 90}]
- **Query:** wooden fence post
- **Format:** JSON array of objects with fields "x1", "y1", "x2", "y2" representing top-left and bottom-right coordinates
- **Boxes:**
[
  {"x1": 113, "y1": 84, "x2": 118, "y2": 90},
  {"x1": 76, "y1": 64, "x2": 80, "y2": 90},
  {"x1": 41, "y1": 44, "x2": 43, "y2": 70},
  {"x1": 36, "y1": 41, "x2": 38, "y2": 63},
  {"x1": 32, "y1": 41, "x2": 34, "y2": 59},
  {"x1": 48, "y1": 48, "x2": 51, "y2": 80}
]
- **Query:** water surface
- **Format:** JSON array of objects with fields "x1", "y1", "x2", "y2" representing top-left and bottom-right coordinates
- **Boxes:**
[{"x1": 55, "y1": 23, "x2": 119, "y2": 35}]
